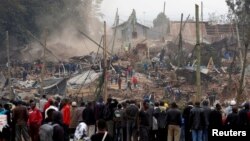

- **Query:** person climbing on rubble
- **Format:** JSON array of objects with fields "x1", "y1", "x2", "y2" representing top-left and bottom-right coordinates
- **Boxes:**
[
  {"x1": 132, "y1": 76, "x2": 138, "y2": 89},
  {"x1": 127, "y1": 80, "x2": 132, "y2": 91},
  {"x1": 118, "y1": 76, "x2": 122, "y2": 90}
]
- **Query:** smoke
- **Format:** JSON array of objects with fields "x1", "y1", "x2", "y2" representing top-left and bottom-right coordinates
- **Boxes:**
[{"x1": 23, "y1": 0, "x2": 104, "y2": 62}]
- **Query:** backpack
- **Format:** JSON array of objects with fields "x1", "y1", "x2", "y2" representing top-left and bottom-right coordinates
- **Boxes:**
[
  {"x1": 39, "y1": 122, "x2": 58, "y2": 141},
  {"x1": 103, "y1": 105, "x2": 112, "y2": 120}
]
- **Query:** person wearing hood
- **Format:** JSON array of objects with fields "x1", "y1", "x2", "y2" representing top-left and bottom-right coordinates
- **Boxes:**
[{"x1": 52, "y1": 111, "x2": 64, "y2": 141}]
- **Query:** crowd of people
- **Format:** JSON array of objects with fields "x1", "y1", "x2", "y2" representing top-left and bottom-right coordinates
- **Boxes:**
[{"x1": 0, "y1": 94, "x2": 249, "y2": 141}]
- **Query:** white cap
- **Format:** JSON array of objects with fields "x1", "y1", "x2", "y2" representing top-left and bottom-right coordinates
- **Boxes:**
[
  {"x1": 72, "y1": 101, "x2": 77, "y2": 107},
  {"x1": 230, "y1": 100, "x2": 236, "y2": 106}
]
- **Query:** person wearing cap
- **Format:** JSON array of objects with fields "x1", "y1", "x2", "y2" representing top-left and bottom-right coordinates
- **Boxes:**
[
  {"x1": 224, "y1": 100, "x2": 236, "y2": 116},
  {"x1": 69, "y1": 101, "x2": 78, "y2": 137}
]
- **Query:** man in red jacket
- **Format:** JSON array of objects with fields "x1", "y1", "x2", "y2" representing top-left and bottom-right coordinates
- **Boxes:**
[
  {"x1": 28, "y1": 102, "x2": 42, "y2": 141},
  {"x1": 61, "y1": 98, "x2": 71, "y2": 141}
]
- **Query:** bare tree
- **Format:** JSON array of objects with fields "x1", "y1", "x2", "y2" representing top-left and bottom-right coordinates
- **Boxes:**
[{"x1": 226, "y1": 0, "x2": 250, "y2": 104}]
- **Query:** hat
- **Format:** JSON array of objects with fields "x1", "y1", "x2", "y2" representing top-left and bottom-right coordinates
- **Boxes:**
[
  {"x1": 230, "y1": 100, "x2": 236, "y2": 106},
  {"x1": 72, "y1": 102, "x2": 77, "y2": 107}
]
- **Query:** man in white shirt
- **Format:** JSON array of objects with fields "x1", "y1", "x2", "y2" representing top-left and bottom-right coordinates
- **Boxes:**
[{"x1": 39, "y1": 95, "x2": 47, "y2": 112}]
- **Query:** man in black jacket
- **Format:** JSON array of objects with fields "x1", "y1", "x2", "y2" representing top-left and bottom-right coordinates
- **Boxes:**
[
  {"x1": 189, "y1": 101, "x2": 205, "y2": 141},
  {"x1": 182, "y1": 102, "x2": 193, "y2": 141},
  {"x1": 82, "y1": 101, "x2": 96, "y2": 137},
  {"x1": 166, "y1": 102, "x2": 182, "y2": 141}
]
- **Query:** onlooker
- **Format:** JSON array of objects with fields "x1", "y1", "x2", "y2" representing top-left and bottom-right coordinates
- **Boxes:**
[
  {"x1": 225, "y1": 106, "x2": 238, "y2": 130},
  {"x1": 189, "y1": 102, "x2": 205, "y2": 141},
  {"x1": 238, "y1": 102, "x2": 249, "y2": 130},
  {"x1": 138, "y1": 100, "x2": 150, "y2": 141},
  {"x1": 28, "y1": 102, "x2": 43, "y2": 141},
  {"x1": 76, "y1": 102, "x2": 86, "y2": 123},
  {"x1": 91, "y1": 119, "x2": 113, "y2": 141},
  {"x1": 39, "y1": 95, "x2": 47, "y2": 115},
  {"x1": 69, "y1": 102, "x2": 78, "y2": 137},
  {"x1": 52, "y1": 111, "x2": 65, "y2": 141},
  {"x1": 61, "y1": 98, "x2": 71, "y2": 141},
  {"x1": 82, "y1": 101, "x2": 96, "y2": 137},
  {"x1": 166, "y1": 102, "x2": 182, "y2": 141},
  {"x1": 12, "y1": 101, "x2": 30, "y2": 141},
  {"x1": 0, "y1": 104, "x2": 11, "y2": 141},
  {"x1": 201, "y1": 100, "x2": 211, "y2": 141},
  {"x1": 182, "y1": 102, "x2": 193, "y2": 141}
]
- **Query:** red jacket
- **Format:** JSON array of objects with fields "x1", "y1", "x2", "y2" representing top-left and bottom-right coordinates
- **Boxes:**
[
  {"x1": 61, "y1": 104, "x2": 71, "y2": 126},
  {"x1": 43, "y1": 99, "x2": 52, "y2": 112},
  {"x1": 28, "y1": 108, "x2": 42, "y2": 126}
]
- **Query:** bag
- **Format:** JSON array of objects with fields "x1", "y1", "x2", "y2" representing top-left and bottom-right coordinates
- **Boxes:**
[
  {"x1": 102, "y1": 132, "x2": 108, "y2": 141},
  {"x1": 103, "y1": 105, "x2": 112, "y2": 120},
  {"x1": 39, "y1": 122, "x2": 58, "y2": 141}
]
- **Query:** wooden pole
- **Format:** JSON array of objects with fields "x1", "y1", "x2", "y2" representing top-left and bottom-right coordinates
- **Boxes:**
[
  {"x1": 201, "y1": 1, "x2": 203, "y2": 43},
  {"x1": 163, "y1": 1, "x2": 166, "y2": 14},
  {"x1": 40, "y1": 30, "x2": 48, "y2": 97},
  {"x1": 111, "y1": 9, "x2": 119, "y2": 54},
  {"x1": 195, "y1": 4, "x2": 201, "y2": 101},
  {"x1": 6, "y1": 31, "x2": 13, "y2": 100},
  {"x1": 103, "y1": 21, "x2": 108, "y2": 102},
  {"x1": 178, "y1": 13, "x2": 183, "y2": 67}
]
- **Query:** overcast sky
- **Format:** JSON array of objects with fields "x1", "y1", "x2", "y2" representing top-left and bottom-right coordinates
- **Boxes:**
[{"x1": 101, "y1": 0, "x2": 229, "y2": 26}]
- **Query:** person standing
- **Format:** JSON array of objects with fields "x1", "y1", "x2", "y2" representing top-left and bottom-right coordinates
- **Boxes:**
[
  {"x1": 91, "y1": 119, "x2": 113, "y2": 141},
  {"x1": 61, "y1": 98, "x2": 71, "y2": 141},
  {"x1": 82, "y1": 101, "x2": 96, "y2": 137},
  {"x1": 69, "y1": 102, "x2": 78, "y2": 137},
  {"x1": 12, "y1": 101, "x2": 30, "y2": 141},
  {"x1": 189, "y1": 102, "x2": 205, "y2": 141},
  {"x1": 182, "y1": 102, "x2": 193, "y2": 141},
  {"x1": 166, "y1": 102, "x2": 182, "y2": 141},
  {"x1": 52, "y1": 111, "x2": 65, "y2": 141},
  {"x1": 201, "y1": 100, "x2": 211, "y2": 141},
  {"x1": 39, "y1": 95, "x2": 47, "y2": 117},
  {"x1": 138, "y1": 101, "x2": 150, "y2": 141},
  {"x1": 28, "y1": 102, "x2": 43, "y2": 141}
]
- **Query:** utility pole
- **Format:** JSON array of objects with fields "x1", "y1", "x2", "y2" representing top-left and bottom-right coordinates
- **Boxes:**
[
  {"x1": 40, "y1": 29, "x2": 48, "y2": 97},
  {"x1": 201, "y1": 1, "x2": 203, "y2": 43},
  {"x1": 103, "y1": 21, "x2": 108, "y2": 102},
  {"x1": 111, "y1": 8, "x2": 119, "y2": 54},
  {"x1": 195, "y1": 4, "x2": 201, "y2": 101},
  {"x1": 178, "y1": 13, "x2": 183, "y2": 67},
  {"x1": 6, "y1": 31, "x2": 13, "y2": 100},
  {"x1": 163, "y1": 1, "x2": 166, "y2": 14}
]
